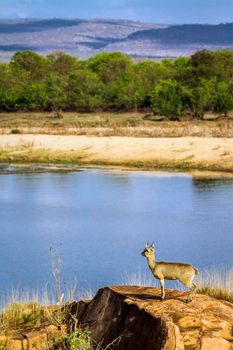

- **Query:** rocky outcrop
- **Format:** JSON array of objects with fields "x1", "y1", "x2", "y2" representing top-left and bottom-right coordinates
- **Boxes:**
[
  {"x1": 1, "y1": 286, "x2": 232, "y2": 350},
  {"x1": 69, "y1": 286, "x2": 233, "y2": 350}
]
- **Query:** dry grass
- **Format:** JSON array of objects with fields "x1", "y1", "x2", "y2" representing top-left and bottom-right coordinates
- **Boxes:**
[
  {"x1": 0, "y1": 302, "x2": 44, "y2": 332},
  {"x1": 123, "y1": 270, "x2": 158, "y2": 288},
  {"x1": 0, "y1": 149, "x2": 232, "y2": 173},
  {"x1": 0, "y1": 286, "x2": 113, "y2": 350},
  {"x1": 0, "y1": 112, "x2": 233, "y2": 137},
  {"x1": 0, "y1": 285, "x2": 93, "y2": 335},
  {"x1": 123, "y1": 268, "x2": 233, "y2": 303},
  {"x1": 197, "y1": 268, "x2": 233, "y2": 303},
  {"x1": 0, "y1": 148, "x2": 86, "y2": 165},
  {"x1": 0, "y1": 112, "x2": 145, "y2": 131},
  {"x1": 82, "y1": 158, "x2": 233, "y2": 173},
  {"x1": 0, "y1": 288, "x2": 51, "y2": 334}
]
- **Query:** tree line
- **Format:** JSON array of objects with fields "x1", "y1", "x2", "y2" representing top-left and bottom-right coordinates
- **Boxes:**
[{"x1": 0, "y1": 49, "x2": 233, "y2": 118}]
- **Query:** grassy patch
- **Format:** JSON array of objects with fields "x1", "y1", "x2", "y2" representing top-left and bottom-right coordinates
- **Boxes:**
[
  {"x1": 0, "y1": 302, "x2": 44, "y2": 331},
  {"x1": 83, "y1": 158, "x2": 233, "y2": 173},
  {"x1": 0, "y1": 148, "x2": 86, "y2": 165},
  {"x1": 123, "y1": 268, "x2": 233, "y2": 303},
  {"x1": 0, "y1": 300, "x2": 95, "y2": 350},
  {"x1": 0, "y1": 288, "x2": 113, "y2": 350},
  {"x1": 0, "y1": 112, "x2": 145, "y2": 129},
  {"x1": 0, "y1": 112, "x2": 233, "y2": 137},
  {"x1": 197, "y1": 268, "x2": 233, "y2": 303},
  {"x1": 0, "y1": 288, "x2": 53, "y2": 334},
  {"x1": 123, "y1": 270, "x2": 158, "y2": 287},
  {"x1": 0, "y1": 147, "x2": 233, "y2": 173}
]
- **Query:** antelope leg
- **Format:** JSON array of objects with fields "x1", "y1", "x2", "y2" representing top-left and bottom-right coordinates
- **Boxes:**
[
  {"x1": 159, "y1": 279, "x2": 165, "y2": 301},
  {"x1": 187, "y1": 283, "x2": 197, "y2": 302}
]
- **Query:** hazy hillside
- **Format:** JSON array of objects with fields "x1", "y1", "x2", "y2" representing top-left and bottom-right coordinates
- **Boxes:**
[
  {"x1": 0, "y1": 19, "x2": 232, "y2": 61},
  {"x1": 129, "y1": 23, "x2": 233, "y2": 44}
]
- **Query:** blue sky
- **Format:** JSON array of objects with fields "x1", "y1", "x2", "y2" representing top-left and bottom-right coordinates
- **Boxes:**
[{"x1": 0, "y1": 0, "x2": 232, "y2": 24}]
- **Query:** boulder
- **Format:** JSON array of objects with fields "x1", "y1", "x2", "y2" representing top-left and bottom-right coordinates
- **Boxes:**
[{"x1": 69, "y1": 286, "x2": 233, "y2": 350}]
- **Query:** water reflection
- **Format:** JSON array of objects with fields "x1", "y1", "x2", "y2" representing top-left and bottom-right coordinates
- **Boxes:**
[{"x1": 193, "y1": 177, "x2": 233, "y2": 190}]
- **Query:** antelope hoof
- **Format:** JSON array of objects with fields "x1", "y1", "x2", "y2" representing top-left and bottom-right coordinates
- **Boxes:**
[{"x1": 161, "y1": 296, "x2": 165, "y2": 301}]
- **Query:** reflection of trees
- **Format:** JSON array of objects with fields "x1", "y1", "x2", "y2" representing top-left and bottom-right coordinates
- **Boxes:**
[
  {"x1": 98, "y1": 172, "x2": 131, "y2": 185},
  {"x1": 192, "y1": 178, "x2": 233, "y2": 191}
]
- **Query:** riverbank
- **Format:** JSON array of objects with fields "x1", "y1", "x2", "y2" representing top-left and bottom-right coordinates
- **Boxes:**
[{"x1": 0, "y1": 135, "x2": 233, "y2": 172}]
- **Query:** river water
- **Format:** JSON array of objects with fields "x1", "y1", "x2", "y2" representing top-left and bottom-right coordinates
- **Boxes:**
[{"x1": 0, "y1": 168, "x2": 232, "y2": 295}]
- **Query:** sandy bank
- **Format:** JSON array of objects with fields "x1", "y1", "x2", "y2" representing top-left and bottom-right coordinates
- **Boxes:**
[{"x1": 0, "y1": 134, "x2": 233, "y2": 172}]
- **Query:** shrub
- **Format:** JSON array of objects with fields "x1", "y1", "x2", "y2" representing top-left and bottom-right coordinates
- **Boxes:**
[{"x1": 49, "y1": 328, "x2": 92, "y2": 350}]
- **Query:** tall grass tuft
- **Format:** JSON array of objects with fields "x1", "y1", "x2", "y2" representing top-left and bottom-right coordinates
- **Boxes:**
[
  {"x1": 0, "y1": 288, "x2": 48, "y2": 332},
  {"x1": 123, "y1": 269, "x2": 158, "y2": 287},
  {"x1": 123, "y1": 268, "x2": 233, "y2": 303},
  {"x1": 197, "y1": 268, "x2": 233, "y2": 302}
]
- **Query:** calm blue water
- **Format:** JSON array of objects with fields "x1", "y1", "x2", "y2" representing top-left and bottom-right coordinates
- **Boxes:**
[{"x1": 0, "y1": 168, "x2": 232, "y2": 293}]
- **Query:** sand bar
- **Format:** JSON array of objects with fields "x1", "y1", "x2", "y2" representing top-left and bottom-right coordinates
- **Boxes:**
[{"x1": 0, "y1": 135, "x2": 233, "y2": 171}]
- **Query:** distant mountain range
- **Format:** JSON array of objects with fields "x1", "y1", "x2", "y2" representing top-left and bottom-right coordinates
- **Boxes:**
[{"x1": 0, "y1": 19, "x2": 232, "y2": 61}]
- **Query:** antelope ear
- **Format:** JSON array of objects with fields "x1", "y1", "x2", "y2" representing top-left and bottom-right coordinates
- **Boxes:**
[
  {"x1": 146, "y1": 242, "x2": 149, "y2": 249},
  {"x1": 150, "y1": 243, "x2": 155, "y2": 248}
]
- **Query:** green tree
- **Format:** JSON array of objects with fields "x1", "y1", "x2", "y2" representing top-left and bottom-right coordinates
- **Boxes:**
[
  {"x1": 151, "y1": 79, "x2": 190, "y2": 118},
  {"x1": 124, "y1": 61, "x2": 173, "y2": 110},
  {"x1": 190, "y1": 79, "x2": 215, "y2": 118},
  {"x1": 65, "y1": 69, "x2": 103, "y2": 111},
  {"x1": 44, "y1": 75, "x2": 67, "y2": 110},
  {"x1": 47, "y1": 51, "x2": 78, "y2": 75},
  {"x1": 0, "y1": 49, "x2": 232, "y2": 114},
  {"x1": 16, "y1": 82, "x2": 48, "y2": 110},
  {"x1": 10, "y1": 51, "x2": 48, "y2": 82},
  {"x1": 213, "y1": 81, "x2": 233, "y2": 115},
  {"x1": 88, "y1": 52, "x2": 132, "y2": 84}
]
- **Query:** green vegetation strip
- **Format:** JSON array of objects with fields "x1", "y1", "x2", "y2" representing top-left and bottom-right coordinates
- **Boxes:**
[
  {"x1": 0, "y1": 49, "x2": 233, "y2": 119},
  {"x1": 0, "y1": 148, "x2": 233, "y2": 173},
  {"x1": 0, "y1": 149, "x2": 86, "y2": 165}
]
